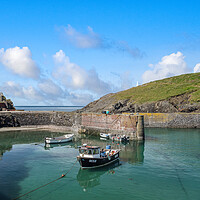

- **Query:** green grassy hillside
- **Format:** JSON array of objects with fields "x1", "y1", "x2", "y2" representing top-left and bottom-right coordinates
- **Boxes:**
[{"x1": 113, "y1": 73, "x2": 200, "y2": 104}]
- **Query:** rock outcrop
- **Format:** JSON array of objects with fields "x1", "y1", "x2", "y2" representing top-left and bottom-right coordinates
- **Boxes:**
[
  {"x1": 0, "y1": 93, "x2": 15, "y2": 111},
  {"x1": 80, "y1": 93, "x2": 200, "y2": 114},
  {"x1": 79, "y1": 73, "x2": 200, "y2": 114}
]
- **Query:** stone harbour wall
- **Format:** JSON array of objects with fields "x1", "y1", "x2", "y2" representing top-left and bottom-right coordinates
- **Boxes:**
[
  {"x1": 81, "y1": 113, "x2": 144, "y2": 140},
  {"x1": 0, "y1": 111, "x2": 81, "y2": 130},
  {"x1": 140, "y1": 113, "x2": 200, "y2": 128},
  {"x1": 0, "y1": 111, "x2": 145, "y2": 140},
  {"x1": 0, "y1": 111, "x2": 199, "y2": 140}
]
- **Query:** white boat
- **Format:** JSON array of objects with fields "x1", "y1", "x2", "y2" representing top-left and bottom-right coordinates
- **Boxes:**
[
  {"x1": 100, "y1": 133, "x2": 110, "y2": 138},
  {"x1": 45, "y1": 134, "x2": 74, "y2": 144}
]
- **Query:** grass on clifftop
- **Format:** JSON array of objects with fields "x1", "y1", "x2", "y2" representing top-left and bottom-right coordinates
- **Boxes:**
[{"x1": 113, "y1": 73, "x2": 200, "y2": 104}]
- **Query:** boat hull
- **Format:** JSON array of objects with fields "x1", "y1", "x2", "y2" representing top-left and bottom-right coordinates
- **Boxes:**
[
  {"x1": 77, "y1": 151, "x2": 120, "y2": 169},
  {"x1": 45, "y1": 134, "x2": 74, "y2": 144},
  {"x1": 100, "y1": 133, "x2": 110, "y2": 138}
]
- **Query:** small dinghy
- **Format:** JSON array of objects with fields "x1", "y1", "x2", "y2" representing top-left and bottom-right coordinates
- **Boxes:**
[
  {"x1": 100, "y1": 133, "x2": 110, "y2": 139},
  {"x1": 77, "y1": 144, "x2": 120, "y2": 169},
  {"x1": 110, "y1": 135, "x2": 129, "y2": 142},
  {"x1": 45, "y1": 134, "x2": 74, "y2": 144}
]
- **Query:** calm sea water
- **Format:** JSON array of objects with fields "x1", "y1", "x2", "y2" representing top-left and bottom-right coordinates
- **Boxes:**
[
  {"x1": 0, "y1": 128, "x2": 200, "y2": 200},
  {"x1": 15, "y1": 106, "x2": 83, "y2": 112}
]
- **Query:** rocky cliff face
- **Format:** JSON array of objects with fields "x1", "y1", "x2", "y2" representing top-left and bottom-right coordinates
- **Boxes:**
[
  {"x1": 0, "y1": 93, "x2": 15, "y2": 111},
  {"x1": 79, "y1": 93, "x2": 200, "y2": 114},
  {"x1": 79, "y1": 73, "x2": 200, "y2": 114}
]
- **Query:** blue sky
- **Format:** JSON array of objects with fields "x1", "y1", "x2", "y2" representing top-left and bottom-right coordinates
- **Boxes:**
[{"x1": 0, "y1": 0, "x2": 200, "y2": 106}]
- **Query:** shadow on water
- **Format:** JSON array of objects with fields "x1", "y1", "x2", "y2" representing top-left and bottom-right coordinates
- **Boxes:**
[
  {"x1": 0, "y1": 130, "x2": 71, "y2": 200},
  {"x1": 77, "y1": 160, "x2": 121, "y2": 191},
  {"x1": 0, "y1": 193, "x2": 10, "y2": 200},
  {"x1": 1, "y1": 128, "x2": 199, "y2": 200},
  {"x1": 0, "y1": 146, "x2": 30, "y2": 200},
  {"x1": 0, "y1": 131, "x2": 145, "y2": 199}
]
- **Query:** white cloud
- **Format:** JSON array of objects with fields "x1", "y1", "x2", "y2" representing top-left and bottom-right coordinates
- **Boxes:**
[
  {"x1": 22, "y1": 86, "x2": 44, "y2": 101},
  {"x1": 0, "y1": 46, "x2": 40, "y2": 79},
  {"x1": 194, "y1": 63, "x2": 200, "y2": 73},
  {"x1": 110, "y1": 71, "x2": 133, "y2": 91},
  {"x1": 120, "y1": 71, "x2": 133, "y2": 90},
  {"x1": 69, "y1": 92, "x2": 94, "y2": 105},
  {"x1": 53, "y1": 50, "x2": 87, "y2": 88},
  {"x1": 1, "y1": 81, "x2": 24, "y2": 97},
  {"x1": 0, "y1": 81, "x2": 44, "y2": 102},
  {"x1": 38, "y1": 79, "x2": 64, "y2": 97},
  {"x1": 53, "y1": 50, "x2": 111, "y2": 95},
  {"x1": 64, "y1": 25, "x2": 102, "y2": 48},
  {"x1": 142, "y1": 52, "x2": 189, "y2": 83},
  {"x1": 116, "y1": 41, "x2": 144, "y2": 58},
  {"x1": 0, "y1": 80, "x2": 95, "y2": 106},
  {"x1": 62, "y1": 25, "x2": 143, "y2": 58}
]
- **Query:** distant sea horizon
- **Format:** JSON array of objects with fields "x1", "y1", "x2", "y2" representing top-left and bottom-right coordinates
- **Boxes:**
[{"x1": 15, "y1": 106, "x2": 84, "y2": 112}]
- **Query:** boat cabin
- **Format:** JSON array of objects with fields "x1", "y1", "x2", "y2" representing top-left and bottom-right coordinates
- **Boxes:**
[
  {"x1": 78, "y1": 144, "x2": 117, "y2": 159},
  {"x1": 79, "y1": 145, "x2": 101, "y2": 158}
]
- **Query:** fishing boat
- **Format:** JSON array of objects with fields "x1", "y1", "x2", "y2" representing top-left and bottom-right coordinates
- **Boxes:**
[
  {"x1": 110, "y1": 134, "x2": 129, "y2": 142},
  {"x1": 100, "y1": 133, "x2": 110, "y2": 139},
  {"x1": 45, "y1": 134, "x2": 74, "y2": 144},
  {"x1": 77, "y1": 144, "x2": 120, "y2": 169}
]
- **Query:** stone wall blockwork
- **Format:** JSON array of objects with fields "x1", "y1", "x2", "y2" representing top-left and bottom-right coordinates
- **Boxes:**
[
  {"x1": 0, "y1": 111, "x2": 81, "y2": 129},
  {"x1": 140, "y1": 113, "x2": 200, "y2": 128}
]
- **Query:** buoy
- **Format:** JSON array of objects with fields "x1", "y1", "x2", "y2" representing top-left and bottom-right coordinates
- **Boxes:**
[{"x1": 61, "y1": 174, "x2": 65, "y2": 178}]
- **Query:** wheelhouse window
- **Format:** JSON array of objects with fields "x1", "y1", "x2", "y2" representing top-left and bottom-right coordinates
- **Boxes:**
[
  {"x1": 79, "y1": 149, "x2": 87, "y2": 154},
  {"x1": 87, "y1": 149, "x2": 92, "y2": 154},
  {"x1": 92, "y1": 148, "x2": 99, "y2": 154},
  {"x1": 79, "y1": 147, "x2": 100, "y2": 155}
]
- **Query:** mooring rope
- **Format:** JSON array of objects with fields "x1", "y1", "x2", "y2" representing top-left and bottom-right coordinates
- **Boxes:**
[
  {"x1": 13, "y1": 159, "x2": 78, "y2": 200},
  {"x1": 13, "y1": 130, "x2": 96, "y2": 200},
  {"x1": 151, "y1": 148, "x2": 189, "y2": 199}
]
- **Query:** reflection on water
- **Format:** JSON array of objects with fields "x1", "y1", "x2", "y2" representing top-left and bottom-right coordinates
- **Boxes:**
[
  {"x1": 0, "y1": 131, "x2": 144, "y2": 165},
  {"x1": 77, "y1": 160, "x2": 120, "y2": 191},
  {"x1": 0, "y1": 128, "x2": 199, "y2": 200},
  {"x1": 0, "y1": 131, "x2": 70, "y2": 159},
  {"x1": 120, "y1": 140, "x2": 144, "y2": 164},
  {"x1": 44, "y1": 142, "x2": 75, "y2": 150},
  {"x1": 0, "y1": 130, "x2": 143, "y2": 199},
  {"x1": 77, "y1": 135, "x2": 145, "y2": 165}
]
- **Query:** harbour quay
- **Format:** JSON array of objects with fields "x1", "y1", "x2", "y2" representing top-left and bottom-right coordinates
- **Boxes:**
[
  {"x1": 1, "y1": 111, "x2": 200, "y2": 139},
  {"x1": 0, "y1": 111, "x2": 145, "y2": 140}
]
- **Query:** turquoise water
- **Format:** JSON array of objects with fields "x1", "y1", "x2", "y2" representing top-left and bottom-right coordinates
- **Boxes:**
[{"x1": 0, "y1": 128, "x2": 200, "y2": 200}]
